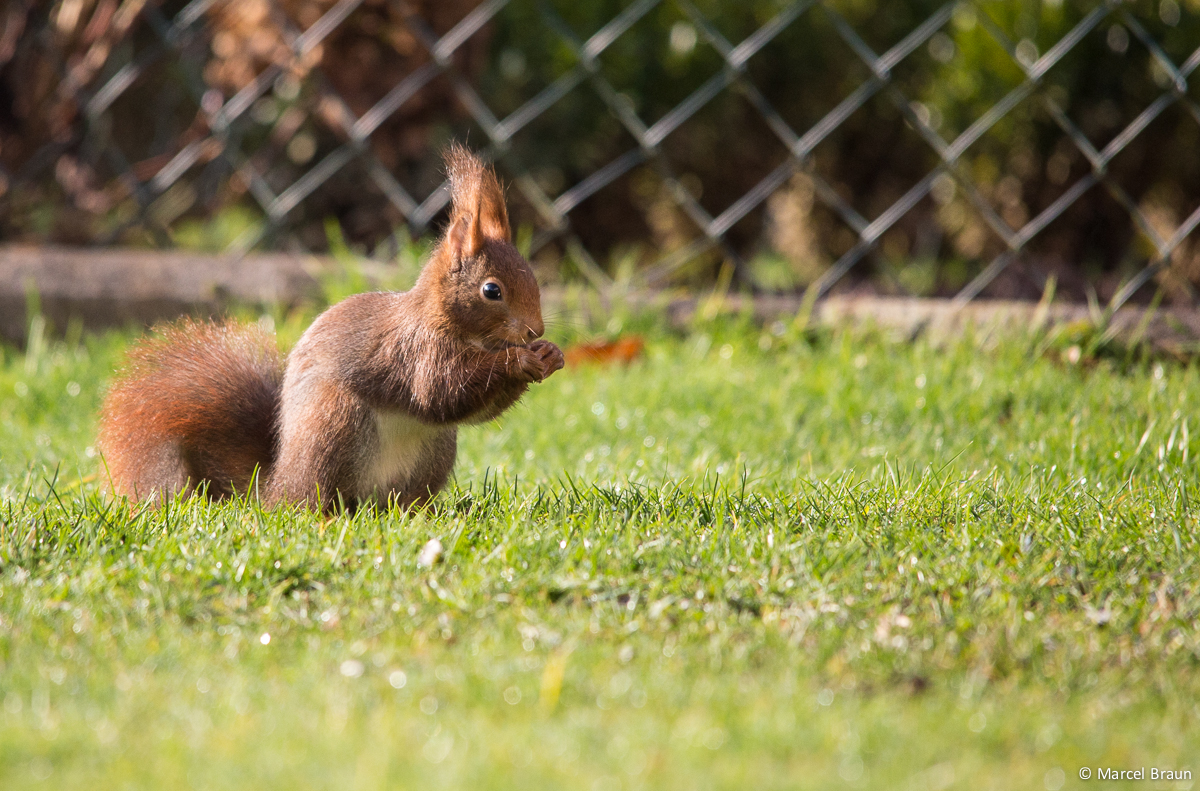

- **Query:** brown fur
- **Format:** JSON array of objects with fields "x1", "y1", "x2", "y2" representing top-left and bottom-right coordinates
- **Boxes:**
[
  {"x1": 98, "y1": 320, "x2": 281, "y2": 501},
  {"x1": 97, "y1": 145, "x2": 563, "y2": 512}
]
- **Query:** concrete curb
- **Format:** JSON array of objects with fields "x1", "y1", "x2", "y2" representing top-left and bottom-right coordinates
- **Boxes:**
[
  {"x1": 2, "y1": 245, "x2": 1198, "y2": 352},
  {"x1": 0, "y1": 245, "x2": 327, "y2": 342}
]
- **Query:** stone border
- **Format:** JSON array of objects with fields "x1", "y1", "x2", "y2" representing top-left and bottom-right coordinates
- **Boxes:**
[
  {"x1": 3, "y1": 245, "x2": 1198, "y2": 353},
  {"x1": 0, "y1": 245, "x2": 326, "y2": 342}
]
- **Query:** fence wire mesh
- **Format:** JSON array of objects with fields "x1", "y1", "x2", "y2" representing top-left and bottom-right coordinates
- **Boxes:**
[{"x1": 3, "y1": 0, "x2": 1200, "y2": 311}]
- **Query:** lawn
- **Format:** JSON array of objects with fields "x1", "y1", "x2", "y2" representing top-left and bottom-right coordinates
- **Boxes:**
[{"x1": 0, "y1": 309, "x2": 1198, "y2": 790}]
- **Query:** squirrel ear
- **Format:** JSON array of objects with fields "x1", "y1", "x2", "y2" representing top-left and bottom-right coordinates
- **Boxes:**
[
  {"x1": 477, "y1": 180, "x2": 511, "y2": 242},
  {"x1": 444, "y1": 144, "x2": 511, "y2": 256},
  {"x1": 447, "y1": 204, "x2": 483, "y2": 272}
]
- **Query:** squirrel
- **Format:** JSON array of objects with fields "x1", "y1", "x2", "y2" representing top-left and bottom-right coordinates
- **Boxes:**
[{"x1": 98, "y1": 145, "x2": 564, "y2": 513}]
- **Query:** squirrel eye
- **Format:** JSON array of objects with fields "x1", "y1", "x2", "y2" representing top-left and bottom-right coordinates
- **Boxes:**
[{"x1": 481, "y1": 281, "x2": 503, "y2": 301}]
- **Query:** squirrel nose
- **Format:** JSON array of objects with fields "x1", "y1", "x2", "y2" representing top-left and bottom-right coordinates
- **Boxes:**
[{"x1": 526, "y1": 318, "x2": 544, "y2": 341}]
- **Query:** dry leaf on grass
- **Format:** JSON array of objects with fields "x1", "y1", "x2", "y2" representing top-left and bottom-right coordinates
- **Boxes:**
[{"x1": 564, "y1": 336, "x2": 644, "y2": 368}]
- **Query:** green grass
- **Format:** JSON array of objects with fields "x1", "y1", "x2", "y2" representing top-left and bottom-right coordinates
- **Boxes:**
[{"x1": 1, "y1": 314, "x2": 1199, "y2": 790}]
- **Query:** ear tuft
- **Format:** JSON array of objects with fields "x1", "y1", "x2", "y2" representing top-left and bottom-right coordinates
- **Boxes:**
[
  {"x1": 446, "y1": 210, "x2": 482, "y2": 272},
  {"x1": 444, "y1": 144, "x2": 511, "y2": 252}
]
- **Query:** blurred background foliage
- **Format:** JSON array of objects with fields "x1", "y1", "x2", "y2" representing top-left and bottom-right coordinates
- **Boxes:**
[{"x1": 1, "y1": 0, "x2": 1199, "y2": 302}]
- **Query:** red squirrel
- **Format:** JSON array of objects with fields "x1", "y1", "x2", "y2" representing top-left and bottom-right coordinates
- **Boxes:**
[{"x1": 98, "y1": 145, "x2": 564, "y2": 512}]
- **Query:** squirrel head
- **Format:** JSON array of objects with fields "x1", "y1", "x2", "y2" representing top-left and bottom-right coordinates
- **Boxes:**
[{"x1": 425, "y1": 144, "x2": 545, "y2": 348}]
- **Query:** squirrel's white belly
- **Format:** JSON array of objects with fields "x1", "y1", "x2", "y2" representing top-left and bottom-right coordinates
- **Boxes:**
[{"x1": 361, "y1": 409, "x2": 443, "y2": 497}]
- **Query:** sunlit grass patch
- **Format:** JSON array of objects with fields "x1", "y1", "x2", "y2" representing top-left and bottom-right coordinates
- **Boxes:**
[{"x1": 1, "y1": 321, "x2": 1198, "y2": 789}]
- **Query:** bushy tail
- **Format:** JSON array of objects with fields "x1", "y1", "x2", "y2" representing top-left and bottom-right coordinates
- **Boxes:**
[{"x1": 98, "y1": 319, "x2": 283, "y2": 502}]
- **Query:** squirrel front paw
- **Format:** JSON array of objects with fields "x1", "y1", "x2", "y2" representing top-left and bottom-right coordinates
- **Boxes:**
[{"x1": 516, "y1": 340, "x2": 564, "y2": 382}]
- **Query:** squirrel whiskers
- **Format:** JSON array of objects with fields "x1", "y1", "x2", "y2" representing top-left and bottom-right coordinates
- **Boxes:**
[{"x1": 98, "y1": 145, "x2": 564, "y2": 513}]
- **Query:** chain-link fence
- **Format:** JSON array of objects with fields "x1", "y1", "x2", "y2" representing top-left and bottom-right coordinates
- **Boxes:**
[{"x1": 2, "y1": 0, "x2": 1200, "y2": 310}]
